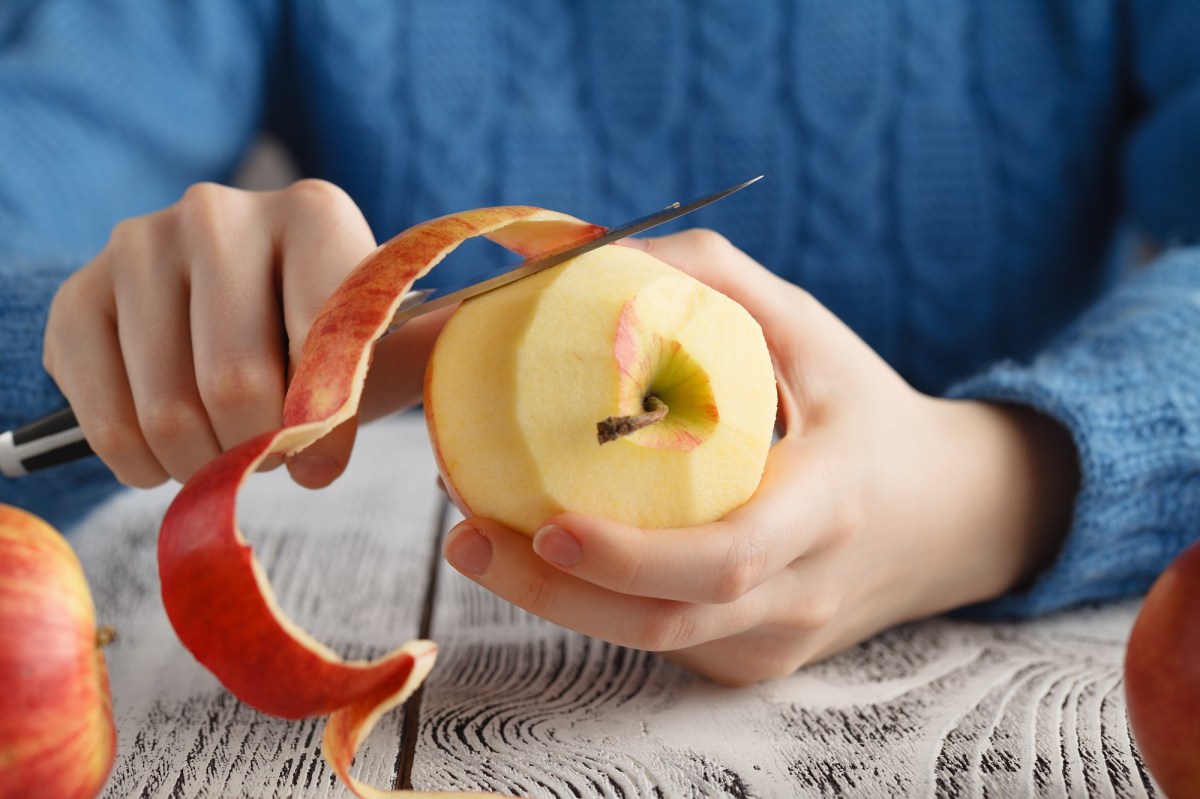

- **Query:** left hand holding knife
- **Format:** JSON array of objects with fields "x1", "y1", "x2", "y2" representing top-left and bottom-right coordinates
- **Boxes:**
[{"x1": 35, "y1": 180, "x2": 406, "y2": 489}]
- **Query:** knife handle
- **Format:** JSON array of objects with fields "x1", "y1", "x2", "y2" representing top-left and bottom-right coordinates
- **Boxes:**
[{"x1": 0, "y1": 407, "x2": 93, "y2": 477}]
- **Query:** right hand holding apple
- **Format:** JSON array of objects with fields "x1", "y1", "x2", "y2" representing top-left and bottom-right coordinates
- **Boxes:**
[{"x1": 443, "y1": 229, "x2": 1080, "y2": 686}]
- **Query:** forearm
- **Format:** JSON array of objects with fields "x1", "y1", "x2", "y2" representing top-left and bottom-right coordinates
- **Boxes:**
[
  {"x1": 948, "y1": 247, "x2": 1200, "y2": 617},
  {"x1": 907, "y1": 399, "x2": 1078, "y2": 617}
]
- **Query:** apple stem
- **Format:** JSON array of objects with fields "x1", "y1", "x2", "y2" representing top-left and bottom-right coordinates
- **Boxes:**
[
  {"x1": 95, "y1": 626, "x2": 116, "y2": 649},
  {"x1": 597, "y1": 395, "x2": 669, "y2": 444}
]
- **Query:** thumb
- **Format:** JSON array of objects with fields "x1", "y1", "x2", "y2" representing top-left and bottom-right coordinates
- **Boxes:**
[
  {"x1": 621, "y1": 230, "x2": 792, "y2": 326},
  {"x1": 268, "y1": 181, "x2": 376, "y2": 489},
  {"x1": 286, "y1": 415, "x2": 358, "y2": 489}
]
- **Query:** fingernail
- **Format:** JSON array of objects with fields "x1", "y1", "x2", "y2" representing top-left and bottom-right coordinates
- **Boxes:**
[
  {"x1": 617, "y1": 236, "x2": 648, "y2": 251},
  {"x1": 288, "y1": 456, "x2": 340, "y2": 487},
  {"x1": 445, "y1": 523, "x2": 492, "y2": 575},
  {"x1": 257, "y1": 454, "x2": 285, "y2": 473},
  {"x1": 533, "y1": 525, "x2": 582, "y2": 568}
]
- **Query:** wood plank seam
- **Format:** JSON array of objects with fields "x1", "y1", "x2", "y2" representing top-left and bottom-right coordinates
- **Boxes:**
[{"x1": 396, "y1": 494, "x2": 453, "y2": 790}]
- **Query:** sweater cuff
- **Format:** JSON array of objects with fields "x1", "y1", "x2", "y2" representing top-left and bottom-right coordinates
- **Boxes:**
[
  {"x1": 947, "y1": 247, "x2": 1200, "y2": 619},
  {"x1": 0, "y1": 254, "x2": 74, "y2": 417},
  {"x1": 0, "y1": 253, "x2": 122, "y2": 532}
]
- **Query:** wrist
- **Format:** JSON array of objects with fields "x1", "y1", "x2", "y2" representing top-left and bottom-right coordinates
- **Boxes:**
[{"x1": 918, "y1": 398, "x2": 1079, "y2": 612}]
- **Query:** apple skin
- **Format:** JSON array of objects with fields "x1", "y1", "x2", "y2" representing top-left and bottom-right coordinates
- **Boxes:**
[
  {"x1": 0, "y1": 504, "x2": 115, "y2": 799},
  {"x1": 424, "y1": 244, "x2": 777, "y2": 536},
  {"x1": 156, "y1": 205, "x2": 601, "y2": 797},
  {"x1": 1125, "y1": 538, "x2": 1200, "y2": 798}
]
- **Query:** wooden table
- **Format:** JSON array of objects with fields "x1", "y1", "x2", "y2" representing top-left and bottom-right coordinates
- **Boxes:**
[{"x1": 70, "y1": 413, "x2": 1159, "y2": 797}]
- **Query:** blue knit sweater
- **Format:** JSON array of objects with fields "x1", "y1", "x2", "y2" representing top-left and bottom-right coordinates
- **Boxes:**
[{"x1": 1, "y1": 1, "x2": 1198, "y2": 619}]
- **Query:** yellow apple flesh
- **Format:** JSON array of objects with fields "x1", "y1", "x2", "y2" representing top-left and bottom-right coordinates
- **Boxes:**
[{"x1": 425, "y1": 244, "x2": 777, "y2": 535}]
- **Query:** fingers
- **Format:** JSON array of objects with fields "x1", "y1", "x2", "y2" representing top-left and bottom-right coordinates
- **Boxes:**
[
  {"x1": 274, "y1": 179, "x2": 377, "y2": 374},
  {"x1": 44, "y1": 271, "x2": 168, "y2": 488},
  {"x1": 184, "y1": 184, "x2": 285, "y2": 460},
  {"x1": 44, "y1": 179, "x2": 378, "y2": 488},
  {"x1": 532, "y1": 436, "x2": 853, "y2": 605},
  {"x1": 444, "y1": 496, "x2": 851, "y2": 658},
  {"x1": 272, "y1": 180, "x2": 378, "y2": 486},
  {"x1": 287, "y1": 416, "x2": 358, "y2": 488},
  {"x1": 442, "y1": 436, "x2": 860, "y2": 652},
  {"x1": 623, "y1": 230, "x2": 798, "y2": 327},
  {"x1": 443, "y1": 517, "x2": 768, "y2": 652},
  {"x1": 114, "y1": 231, "x2": 223, "y2": 482}
]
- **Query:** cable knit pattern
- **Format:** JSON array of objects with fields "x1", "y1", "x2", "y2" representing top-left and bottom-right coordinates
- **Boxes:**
[
  {"x1": 897, "y1": 0, "x2": 997, "y2": 389},
  {"x1": 792, "y1": 1, "x2": 896, "y2": 359},
  {"x1": 587, "y1": 2, "x2": 687, "y2": 223},
  {"x1": 689, "y1": 1, "x2": 789, "y2": 263},
  {"x1": 0, "y1": 0, "x2": 1198, "y2": 618},
  {"x1": 976, "y1": 2, "x2": 1120, "y2": 364}
]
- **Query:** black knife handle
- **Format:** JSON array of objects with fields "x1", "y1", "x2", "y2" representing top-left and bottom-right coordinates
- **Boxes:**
[{"x1": 1, "y1": 407, "x2": 94, "y2": 477}]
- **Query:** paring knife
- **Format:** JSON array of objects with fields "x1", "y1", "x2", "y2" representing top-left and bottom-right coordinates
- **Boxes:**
[{"x1": 0, "y1": 175, "x2": 763, "y2": 478}]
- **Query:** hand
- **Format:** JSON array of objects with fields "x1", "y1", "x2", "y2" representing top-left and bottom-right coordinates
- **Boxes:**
[
  {"x1": 44, "y1": 180, "x2": 446, "y2": 489},
  {"x1": 442, "y1": 229, "x2": 1079, "y2": 685}
]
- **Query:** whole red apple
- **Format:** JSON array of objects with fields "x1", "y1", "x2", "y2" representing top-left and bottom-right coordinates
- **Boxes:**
[
  {"x1": 0, "y1": 504, "x2": 115, "y2": 799},
  {"x1": 1125, "y1": 538, "x2": 1200, "y2": 798}
]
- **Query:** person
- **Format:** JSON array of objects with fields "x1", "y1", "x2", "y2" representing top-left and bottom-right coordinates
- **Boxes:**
[{"x1": 2, "y1": 1, "x2": 1197, "y2": 686}]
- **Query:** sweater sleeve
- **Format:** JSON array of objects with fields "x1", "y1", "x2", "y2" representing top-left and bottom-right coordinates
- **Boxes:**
[
  {"x1": 0, "y1": 1, "x2": 278, "y2": 531},
  {"x1": 948, "y1": 1, "x2": 1200, "y2": 619},
  {"x1": 950, "y1": 251, "x2": 1200, "y2": 618}
]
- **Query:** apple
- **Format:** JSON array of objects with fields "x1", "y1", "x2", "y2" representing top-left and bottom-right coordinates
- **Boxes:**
[
  {"x1": 157, "y1": 205, "x2": 603, "y2": 797},
  {"x1": 0, "y1": 503, "x2": 115, "y2": 799},
  {"x1": 1125, "y1": 538, "x2": 1200, "y2": 798},
  {"x1": 424, "y1": 244, "x2": 777, "y2": 535}
]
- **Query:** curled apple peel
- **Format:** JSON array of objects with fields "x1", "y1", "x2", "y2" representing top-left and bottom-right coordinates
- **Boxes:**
[{"x1": 158, "y1": 207, "x2": 604, "y2": 797}]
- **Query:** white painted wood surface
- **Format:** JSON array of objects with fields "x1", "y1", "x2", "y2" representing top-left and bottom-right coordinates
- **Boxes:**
[{"x1": 66, "y1": 413, "x2": 1158, "y2": 798}]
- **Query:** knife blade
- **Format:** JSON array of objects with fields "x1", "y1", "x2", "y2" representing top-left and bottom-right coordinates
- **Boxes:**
[
  {"x1": 382, "y1": 175, "x2": 762, "y2": 332},
  {"x1": 0, "y1": 175, "x2": 762, "y2": 477}
]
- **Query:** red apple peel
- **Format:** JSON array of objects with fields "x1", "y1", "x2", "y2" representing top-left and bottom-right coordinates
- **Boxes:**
[{"x1": 157, "y1": 207, "x2": 602, "y2": 797}]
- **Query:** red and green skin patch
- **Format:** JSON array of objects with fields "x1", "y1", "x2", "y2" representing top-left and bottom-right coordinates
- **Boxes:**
[{"x1": 599, "y1": 297, "x2": 719, "y2": 449}]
